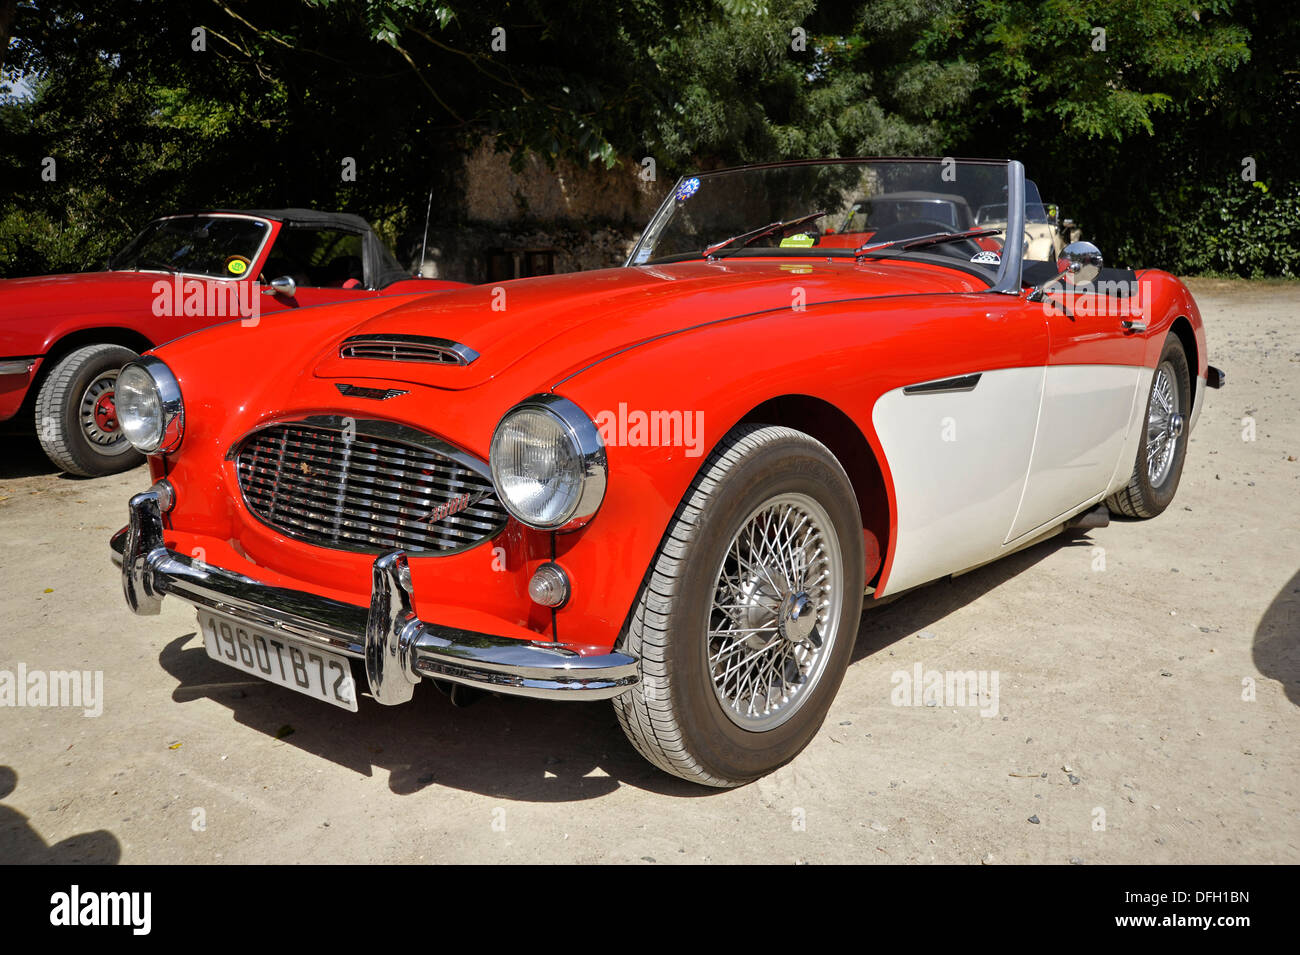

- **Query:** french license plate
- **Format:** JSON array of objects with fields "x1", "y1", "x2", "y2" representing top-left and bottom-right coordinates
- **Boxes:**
[{"x1": 199, "y1": 610, "x2": 358, "y2": 711}]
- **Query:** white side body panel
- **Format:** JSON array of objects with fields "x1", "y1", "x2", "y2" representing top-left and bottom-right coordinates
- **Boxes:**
[
  {"x1": 872, "y1": 366, "x2": 1043, "y2": 596},
  {"x1": 1006, "y1": 364, "x2": 1143, "y2": 540},
  {"x1": 1103, "y1": 365, "x2": 1158, "y2": 497}
]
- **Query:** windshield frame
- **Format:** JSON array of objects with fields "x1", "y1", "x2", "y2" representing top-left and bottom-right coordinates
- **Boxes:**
[
  {"x1": 110, "y1": 212, "x2": 277, "y2": 281},
  {"x1": 627, "y1": 157, "x2": 1027, "y2": 295}
]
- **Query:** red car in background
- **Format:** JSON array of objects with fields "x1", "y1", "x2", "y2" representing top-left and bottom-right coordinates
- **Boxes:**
[{"x1": 0, "y1": 208, "x2": 464, "y2": 476}]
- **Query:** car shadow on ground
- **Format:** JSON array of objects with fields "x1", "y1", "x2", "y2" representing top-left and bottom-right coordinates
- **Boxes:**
[
  {"x1": 0, "y1": 766, "x2": 122, "y2": 863},
  {"x1": 155, "y1": 529, "x2": 1091, "y2": 801},
  {"x1": 851, "y1": 530, "x2": 1081, "y2": 662},
  {"x1": 1252, "y1": 568, "x2": 1300, "y2": 707}
]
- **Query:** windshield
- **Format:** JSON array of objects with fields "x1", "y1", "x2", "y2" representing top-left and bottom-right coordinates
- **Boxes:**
[
  {"x1": 975, "y1": 180, "x2": 1049, "y2": 226},
  {"x1": 630, "y1": 159, "x2": 1016, "y2": 277},
  {"x1": 111, "y1": 215, "x2": 272, "y2": 279}
]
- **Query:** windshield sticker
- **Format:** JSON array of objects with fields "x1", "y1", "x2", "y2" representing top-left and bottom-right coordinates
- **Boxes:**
[
  {"x1": 674, "y1": 177, "x2": 700, "y2": 202},
  {"x1": 226, "y1": 256, "x2": 250, "y2": 276},
  {"x1": 779, "y1": 233, "x2": 816, "y2": 248},
  {"x1": 970, "y1": 250, "x2": 1001, "y2": 265}
]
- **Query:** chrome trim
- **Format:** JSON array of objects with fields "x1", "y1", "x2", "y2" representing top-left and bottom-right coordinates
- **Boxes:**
[
  {"x1": 528, "y1": 561, "x2": 571, "y2": 609},
  {"x1": 489, "y1": 393, "x2": 608, "y2": 532},
  {"x1": 151, "y1": 478, "x2": 176, "y2": 513},
  {"x1": 340, "y1": 334, "x2": 480, "y2": 366},
  {"x1": 263, "y1": 275, "x2": 297, "y2": 298},
  {"x1": 0, "y1": 358, "x2": 36, "y2": 376},
  {"x1": 228, "y1": 415, "x2": 506, "y2": 556},
  {"x1": 367, "y1": 551, "x2": 421, "y2": 704},
  {"x1": 119, "y1": 356, "x2": 184, "y2": 454},
  {"x1": 111, "y1": 493, "x2": 638, "y2": 701},
  {"x1": 116, "y1": 212, "x2": 276, "y2": 282},
  {"x1": 333, "y1": 383, "x2": 409, "y2": 401},
  {"x1": 903, "y1": 373, "x2": 982, "y2": 396},
  {"x1": 225, "y1": 414, "x2": 491, "y2": 479}
]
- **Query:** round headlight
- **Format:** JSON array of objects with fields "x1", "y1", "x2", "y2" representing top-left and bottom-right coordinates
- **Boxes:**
[
  {"x1": 489, "y1": 395, "x2": 606, "y2": 531},
  {"x1": 117, "y1": 357, "x2": 184, "y2": 453}
]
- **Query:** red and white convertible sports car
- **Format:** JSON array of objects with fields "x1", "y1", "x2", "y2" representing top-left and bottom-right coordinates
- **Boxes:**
[{"x1": 110, "y1": 158, "x2": 1224, "y2": 786}]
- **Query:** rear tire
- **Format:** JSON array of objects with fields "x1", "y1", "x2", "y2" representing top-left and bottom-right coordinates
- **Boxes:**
[
  {"x1": 1106, "y1": 334, "x2": 1191, "y2": 518},
  {"x1": 613, "y1": 425, "x2": 865, "y2": 787},
  {"x1": 34, "y1": 344, "x2": 144, "y2": 477}
]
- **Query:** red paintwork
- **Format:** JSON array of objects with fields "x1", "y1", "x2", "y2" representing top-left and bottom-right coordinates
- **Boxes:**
[
  {"x1": 143, "y1": 253, "x2": 1208, "y2": 655},
  {"x1": 0, "y1": 216, "x2": 466, "y2": 424}
]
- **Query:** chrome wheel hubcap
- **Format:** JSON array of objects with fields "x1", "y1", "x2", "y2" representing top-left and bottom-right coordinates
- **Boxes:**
[
  {"x1": 707, "y1": 493, "x2": 844, "y2": 732},
  {"x1": 1146, "y1": 361, "x2": 1181, "y2": 488},
  {"x1": 79, "y1": 372, "x2": 130, "y2": 453}
]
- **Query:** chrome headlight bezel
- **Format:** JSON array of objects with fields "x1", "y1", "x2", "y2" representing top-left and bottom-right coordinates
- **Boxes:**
[
  {"x1": 117, "y1": 356, "x2": 184, "y2": 454},
  {"x1": 489, "y1": 394, "x2": 607, "y2": 532}
]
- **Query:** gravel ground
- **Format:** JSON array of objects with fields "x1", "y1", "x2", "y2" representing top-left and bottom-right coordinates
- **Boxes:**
[{"x1": 0, "y1": 277, "x2": 1296, "y2": 864}]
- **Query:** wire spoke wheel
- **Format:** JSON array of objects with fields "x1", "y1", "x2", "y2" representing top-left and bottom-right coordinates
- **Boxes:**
[
  {"x1": 1146, "y1": 359, "x2": 1182, "y2": 489},
  {"x1": 613, "y1": 425, "x2": 864, "y2": 787},
  {"x1": 1106, "y1": 334, "x2": 1191, "y2": 520},
  {"x1": 706, "y1": 492, "x2": 844, "y2": 731}
]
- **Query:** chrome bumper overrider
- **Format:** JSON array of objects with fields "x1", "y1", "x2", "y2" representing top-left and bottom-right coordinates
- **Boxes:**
[{"x1": 110, "y1": 491, "x2": 638, "y2": 703}]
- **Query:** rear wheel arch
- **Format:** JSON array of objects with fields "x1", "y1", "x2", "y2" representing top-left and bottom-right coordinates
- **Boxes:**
[{"x1": 1169, "y1": 315, "x2": 1199, "y2": 408}]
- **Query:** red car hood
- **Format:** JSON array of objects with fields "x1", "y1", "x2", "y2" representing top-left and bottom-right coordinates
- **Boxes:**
[
  {"x1": 0, "y1": 271, "x2": 174, "y2": 322},
  {"x1": 314, "y1": 257, "x2": 987, "y2": 390}
]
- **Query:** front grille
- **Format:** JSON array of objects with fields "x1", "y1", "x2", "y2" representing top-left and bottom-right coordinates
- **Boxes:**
[
  {"x1": 339, "y1": 334, "x2": 478, "y2": 365},
  {"x1": 235, "y1": 422, "x2": 506, "y2": 554}
]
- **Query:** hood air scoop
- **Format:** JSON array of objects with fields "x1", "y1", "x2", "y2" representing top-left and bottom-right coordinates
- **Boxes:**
[{"x1": 339, "y1": 334, "x2": 479, "y2": 366}]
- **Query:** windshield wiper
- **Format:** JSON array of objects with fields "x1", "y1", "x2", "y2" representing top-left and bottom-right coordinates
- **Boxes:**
[
  {"x1": 704, "y1": 211, "x2": 828, "y2": 259},
  {"x1": 854, "y1": 227, "x2": 1003, "y2": 258}
]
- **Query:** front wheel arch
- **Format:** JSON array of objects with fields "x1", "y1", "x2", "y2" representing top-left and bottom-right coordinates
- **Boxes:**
[{"x1": 734, "y1": 394, "x2": 891, "y2": 589}]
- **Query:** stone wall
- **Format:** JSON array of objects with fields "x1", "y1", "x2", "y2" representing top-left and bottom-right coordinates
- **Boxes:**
[{"x1": 413, "y1": 139, "x2": 666, "y2": 283}]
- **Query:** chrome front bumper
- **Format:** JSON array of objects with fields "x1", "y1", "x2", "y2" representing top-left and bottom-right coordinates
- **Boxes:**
[{"x1": 111, "y1": 491, "x2": 638, "y2": 703}]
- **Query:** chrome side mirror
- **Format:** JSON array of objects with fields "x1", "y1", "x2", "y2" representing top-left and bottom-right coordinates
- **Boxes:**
[
  {"x1": 1028, "y1": 240, "x2": 1103, "y2": 302},
  {"x1": 261, "y1": 275, "x2": 297, "y2": 297},
  {"x1": 1057, "y1": 241, "x2": 1103, "y2": 286}
]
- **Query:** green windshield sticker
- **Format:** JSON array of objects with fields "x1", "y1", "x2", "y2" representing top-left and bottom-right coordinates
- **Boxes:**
[{"x1": 780, "y1": 233, "x2": 815, "y2": 248}]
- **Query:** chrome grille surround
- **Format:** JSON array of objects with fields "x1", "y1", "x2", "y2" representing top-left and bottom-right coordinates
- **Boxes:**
[
  {"x1": 339, "y1": 334, "x2": 479, "y2": 366},
  {"x1": 230, "y1": 415, "x2": 506, "y2": 555}
]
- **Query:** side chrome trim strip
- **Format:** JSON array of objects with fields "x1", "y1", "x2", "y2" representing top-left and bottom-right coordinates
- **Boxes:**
[{"x1": 902, "y1": 373, "x2": 983, "y2": 396}]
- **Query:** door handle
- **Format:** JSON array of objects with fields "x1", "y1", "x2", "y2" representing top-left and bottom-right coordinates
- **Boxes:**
[{"x1": 1120, "y1": 320, "x2": 1147, "y2": 333}]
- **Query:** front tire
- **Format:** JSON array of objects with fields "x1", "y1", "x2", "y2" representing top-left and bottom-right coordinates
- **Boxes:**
[
  {"x1": 1107, "y1": 334, "x2": 1192, "y2": 518},
  {"x1": 34, "y1": 344, "x2": 144, "y2": 477},
  {"x1": 613, "y1": 425, "x2": 865, "y2": 787}
]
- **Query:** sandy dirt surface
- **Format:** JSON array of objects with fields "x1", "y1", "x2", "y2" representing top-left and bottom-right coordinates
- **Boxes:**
[{"x1": 1, "y1": 278, "x2": 1296, "y2": 865}]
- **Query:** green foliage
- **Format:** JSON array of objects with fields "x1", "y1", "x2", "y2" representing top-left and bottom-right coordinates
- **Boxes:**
[
  {"x1": 0, "y1": 0, "x2": 1296, "y2": 277},
  {"x1": 1122, "y1": 177, "x2": 1300, "y2": 278}
]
